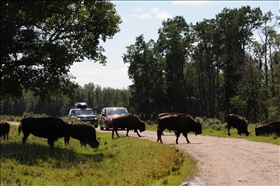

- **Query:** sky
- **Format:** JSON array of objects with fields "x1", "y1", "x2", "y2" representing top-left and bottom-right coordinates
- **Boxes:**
[{"x1": 69, "y1": 1, "x2": 279, "y2": 89}]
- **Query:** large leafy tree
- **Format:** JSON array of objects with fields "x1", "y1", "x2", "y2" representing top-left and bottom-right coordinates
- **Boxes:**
[
  {"x1": 1, "y1": 0, "x2": 122, "y2": 100},
  {"x1": 123, "y1": 35, "x2": 160, "y2": 119},
  {"x1": 215, "y1": 6, "x2": 263, "y2": 114},
  {"x1": 157, "y1": 16, "x2": 192, "y2": 112}
]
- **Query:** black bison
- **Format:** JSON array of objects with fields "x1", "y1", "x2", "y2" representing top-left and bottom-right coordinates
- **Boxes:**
[
  {"x1": 112, "y1": 114, "x2": 145, "y2": 139},
  {"x1": 157, "y1": 112, "x2": 186, "y2": 135},
  {"x1": 18, "y1": 117, "x2": 71, "y2": 148},
  {"x1": 0, "y1": 120, "x2": 10, "y2": 141},
  {"x1": 226, "y1": 114, "x2": 250, "y2": 136},
  {"x1": 157, "y1": 114, "x2": 202, "y2": 144},
  {"x1": 64, "y1": 123, "x2": 99, "y2": 148},
  {"x1": 255, "y1": 121, "x2": 280, "y2": 136}
]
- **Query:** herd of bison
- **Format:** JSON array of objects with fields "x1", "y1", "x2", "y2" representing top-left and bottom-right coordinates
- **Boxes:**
[{"x1": 0, "y1": 113, "x2": 279, "y2": 149}]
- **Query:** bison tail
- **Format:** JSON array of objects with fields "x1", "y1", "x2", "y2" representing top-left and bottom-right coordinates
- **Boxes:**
[{"x1": 18, "y1": 122, "x2": 22, "y2": 135}]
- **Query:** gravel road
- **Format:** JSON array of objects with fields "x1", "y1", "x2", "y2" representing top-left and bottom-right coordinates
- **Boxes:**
[{"x1": 97, "y1": 128, "x2": 280, "y2": 186}]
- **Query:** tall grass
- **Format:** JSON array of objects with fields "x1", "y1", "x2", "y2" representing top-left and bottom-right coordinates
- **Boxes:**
[{"x1": 0, "y1": 125, "x2": 195, "y2": 186}]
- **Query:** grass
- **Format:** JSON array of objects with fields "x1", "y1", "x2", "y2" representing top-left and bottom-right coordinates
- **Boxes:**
[
  {"x1": 0, "y1": 125, "x2": 195, "y2": 186},
  {"x1": 201, "y1": 125, "x2": 280, "y2": 145},
  {"x1": 146, "y1": 122, "x2": 280, "y2": 146}
]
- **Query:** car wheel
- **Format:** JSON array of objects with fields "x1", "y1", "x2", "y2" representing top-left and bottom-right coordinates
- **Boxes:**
[{"x1": 100, "y1": 124, "x2": 104, "y2": 130}]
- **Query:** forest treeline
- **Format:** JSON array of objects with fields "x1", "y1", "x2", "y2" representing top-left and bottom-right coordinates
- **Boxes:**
[
  {"x1": 0, "y1": 83, "x2": 130, "y2": 117},
  {"x1": 1, "y1": 6, "x2": 279, "y2": 123},
  {"x1": 123, "y1": 6, "x2": 279, "y2": 123}
]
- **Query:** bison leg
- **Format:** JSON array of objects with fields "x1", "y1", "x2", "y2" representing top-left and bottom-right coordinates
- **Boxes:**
[
  {"x1": 22, "y1": 133, "x2": 30, "y2": 146},
  {"x1": 133, "y1": 129, "x2": 141, "y2": 137},
  {"x1": 3, "y1": 133, "x2": 8, "y2": 141},
  {"x1": 182, "y1": 132, "x2": 190, "y2": 143},
  {"x1": 157, "y1": 129, "x2": 163, "y2": 143},
  {"x1": 126, "y1": 129, "x2": 129, "y2": 136},
  {"x1": 80, "y1": 140, "x2": 87, "y2": 146},
  {"x1": 64, "y1": 135, "x2": 70, "y2": 146},
  {"x1": 47, "y1": 139, "x2": 54, "y2": 149},
  {"x1": 112, "y1": 127, "x2": 120, "y2": 139},
  {"x1": 175, "y1": 131, "x2": 181, "y2": 144},
  {"x1": 227, "y1": 124, "x2": 231, "y2": 136}
]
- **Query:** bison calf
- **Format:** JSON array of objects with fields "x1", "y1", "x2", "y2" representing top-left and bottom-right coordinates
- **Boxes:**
[
  {"x1": 64, "y1": 123, "x2": 99, "y2": 148},
  {"x1": 0, "y1": 120, "x2": 10, "y2": 141},
  {"x1": 112, "y1": 114, "x2": 145, "y2": 139}
]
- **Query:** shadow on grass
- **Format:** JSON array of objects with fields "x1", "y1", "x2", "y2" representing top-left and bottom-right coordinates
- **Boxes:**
[{"x1": 0, "y1": 142, "x2": 115, "y2": 167}]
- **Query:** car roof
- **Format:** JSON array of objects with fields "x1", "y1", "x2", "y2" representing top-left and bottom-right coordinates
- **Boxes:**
[{"x1": 103, "y1": 107, "x2": 127, "y2": 110}]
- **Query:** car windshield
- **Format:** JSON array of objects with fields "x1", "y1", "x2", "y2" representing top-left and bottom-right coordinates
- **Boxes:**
[
  {"x1": 106, "y1": 109, "x2": 128, "y2": 116},
  {"x1": 75, "y1": 110, "x2": 93, "y2": 115}
]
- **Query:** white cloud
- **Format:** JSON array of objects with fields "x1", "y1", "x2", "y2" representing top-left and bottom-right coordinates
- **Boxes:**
[
  {"x1": 71, "y1": 67, "x2": 131, "y2": 89},
  {"x1": 133, "y1": 7, "x2": 143, "y2": 12},
  {"x1": 172, "y1": 1, "x2": 214, "y2": 7},
  {"x1": 128, "y1": 7, "x2": 171, "y2": 19},
  {"x1": 138, "y1": 13, "x2": 152, "y2": 18},
  {"x1": 151, "y1": 8, "x2": 172, "y2": 19},
  {"x1": 129, "y1": 13, "x2": 151, "y2": 18},
  {"x1": 151, "y1": 8, "x2": 160, "y2": 13}
]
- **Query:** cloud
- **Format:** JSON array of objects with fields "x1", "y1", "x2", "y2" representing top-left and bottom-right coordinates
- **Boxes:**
[
  {"x1": 151, "y1": 8, "x2": 172, "y2": 19},
  {"x1": 70, "y1": 65, "x2": 132, "y2": 89},
  {"x1": 133, "y1": 7, "x2": 143, "y2": 12},
  {"x1": 138, "y1": 13, "x2": 152, "y2": 18},
  {"x1": 128, "y1": 7, "x2": 171, "y2": 19},
  {"x1": 172, "y1": 1, "x2": 215, "y2": 7}
]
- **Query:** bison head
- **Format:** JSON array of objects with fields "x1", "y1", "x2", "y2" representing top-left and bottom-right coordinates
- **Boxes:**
[
  {"x1": 139, "y1": 122, "x2": 146, "y2": 132},
  {"x1": 195, "y1": 122, "x2": 202, "y2": 135},
  {"x1": 88, "y1": 139, "x2": 99, "y2": 148}
]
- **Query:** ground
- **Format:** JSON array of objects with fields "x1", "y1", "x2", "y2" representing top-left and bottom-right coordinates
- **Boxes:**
[
  {"x1": 103, "y1": 129, "x2": 280, "y2": 186},
  {"x1": 10, "y1": 122, "x2": 280, "y2": 185}
]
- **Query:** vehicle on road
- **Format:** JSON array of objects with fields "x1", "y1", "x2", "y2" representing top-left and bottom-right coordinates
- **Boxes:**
[
  {"x1": 100, "y1": 107, "x2": 129, "y2": 130},
  {"x1": 68, "y1": 102, "x2": 98, "y2": 128}
]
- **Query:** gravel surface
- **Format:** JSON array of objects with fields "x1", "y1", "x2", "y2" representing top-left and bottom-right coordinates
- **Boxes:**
[{"x1": 97, "y1": 128, "x2": 280, "y2": 186}]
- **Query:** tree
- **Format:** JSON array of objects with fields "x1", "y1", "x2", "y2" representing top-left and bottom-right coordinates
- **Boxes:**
[
  {"x1": 157, "y1": 16, "x2": 191, "y2": 113},
  {"x1": 123, "y1": 35, "x2": 160, "y2": 119},
  {"x1": 193, "y1": 18, "x2": 218, "y2": 118},
  {"x1": 215, "y1": 6, "x2": 263, "y2": 114},
  {"x1": 1, "y1": 1, "x2": 122, "y2": 100}
]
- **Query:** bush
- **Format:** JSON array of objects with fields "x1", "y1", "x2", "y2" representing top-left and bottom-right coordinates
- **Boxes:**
[{"x1": 196, "y1": 117, "x2": 225, "y2": 130}]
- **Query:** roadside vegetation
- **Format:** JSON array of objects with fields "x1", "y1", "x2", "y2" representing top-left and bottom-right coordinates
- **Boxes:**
[
  {"x1": 0, "y1": 113, "x2": 280, "y2": 145},
  {"x1": 2, "y1": 114, "x2": 279, "y2": 146},
  {"x1": 146, "y1": 117, "x2": 279, "y2": 146},
  {"x1": 0, "y1": 125, "x2": 195, "y2": 186}
]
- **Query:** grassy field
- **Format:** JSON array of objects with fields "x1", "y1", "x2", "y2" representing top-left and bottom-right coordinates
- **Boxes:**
[{"x1": 0, "y1": 125, "x2": 195, "y2": 186}]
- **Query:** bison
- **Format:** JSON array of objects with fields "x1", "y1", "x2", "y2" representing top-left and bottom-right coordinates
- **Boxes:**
[
  {"x1": 157, "y1": 114, "x2": 202, "y2": 144},
  {"x1": 0, "y1": 120, "x2": 10, "y2": 141},
  {"x1": 18, "y1": 117, "x2": 71, "y2": 148},
  {"x1": 157, "y1": 112, "x2": 186, "y2": 135},
  {"x1": 112, "y1": 114, "x2": 145, "y2": 139},
  {"x1": 64, "y1": 123, "x2": 99, "y2": 148},
  {"x1": 226, "y1": 114, "x2": 250, "y2": 136},
  {"x1": 255, "y1": 121, "x2": 280, "y2": 136}
]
